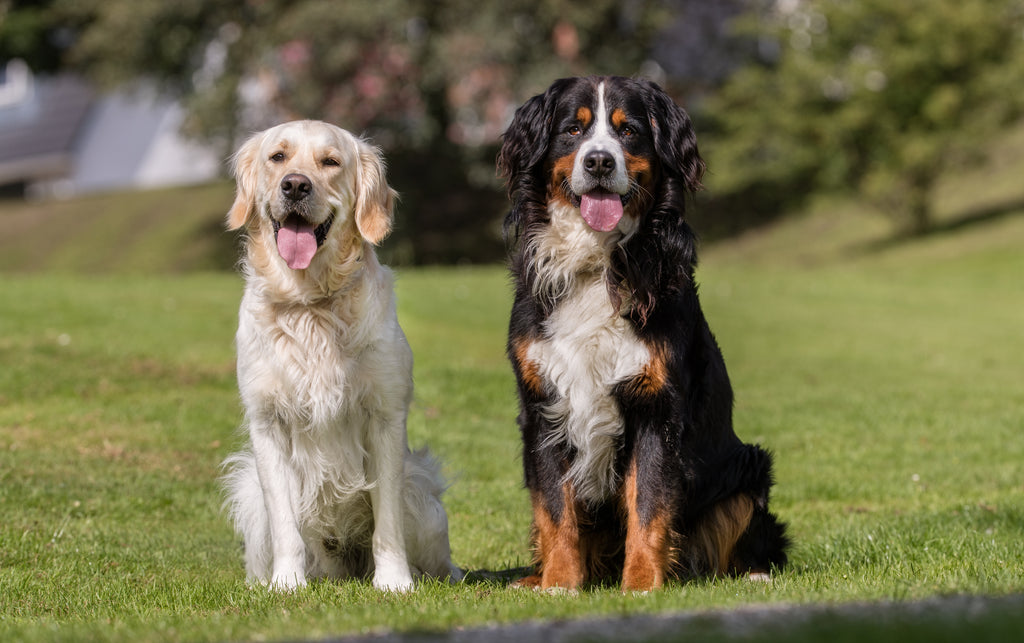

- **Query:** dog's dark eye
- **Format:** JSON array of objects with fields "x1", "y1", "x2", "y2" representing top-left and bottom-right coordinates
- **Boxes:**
[
  {"x1": 270, "y1": 152, "x2": 285, "y2": 163},
  {"x1": 621, "y1": 126, "x2": 634, "y2": 137},
  {"x1": 322, "y1": 157, "x2": 340, "y2": 167},
  {"x1": 567, "y1": 125, "x2": 581, "y2": 136}
]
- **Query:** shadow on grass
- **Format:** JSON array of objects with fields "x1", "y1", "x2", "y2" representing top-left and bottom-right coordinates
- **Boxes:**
[
  {"x1": 849, "y1": 196, "x2": 1024, "y2": 257},
  {"x1": 461, "y1": 566, "x2": 533, "y2": 586},
  {"x1": 333, "y1": 594, "x2": 1024, "y2": 642}
]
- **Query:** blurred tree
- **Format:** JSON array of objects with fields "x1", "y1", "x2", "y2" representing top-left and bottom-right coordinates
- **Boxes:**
[
  {"x1": 32, "y1": 0, "x2": 671, "y2": 262},
  {"x1": 706, "y1": 0, "x2": 1024, "y2": 235},
  {"x1": 0, "y1": 0, "x2": 81, "y2": 72}
]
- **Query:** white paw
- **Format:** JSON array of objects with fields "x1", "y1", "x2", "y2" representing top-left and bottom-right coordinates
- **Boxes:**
[
  {"x1": 373, "y1": 573, "x2": 414, "y2": 592},
  {"x1": 373, "y1": 564, "x2": 414, "y2": 592},
  {"x1": 748, "y1": 572, "x2": 771, "y2": 583},
  {"x1": 270, "y1": 570, "x2": 307, "y2": 592}
]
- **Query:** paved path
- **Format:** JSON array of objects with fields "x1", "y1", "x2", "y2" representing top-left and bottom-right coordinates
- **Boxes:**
[{"x1": 317, "y1": 593, "x2": 1023, "y2": 643}]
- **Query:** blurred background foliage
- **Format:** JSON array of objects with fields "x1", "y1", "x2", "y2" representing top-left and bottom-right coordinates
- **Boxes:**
[
  {"x1": 2, "y1": 0, "x2": 1023, "y2": 263},
  {"x1": 707, "y1": 0, "x2": 1024, "y2": 236}
]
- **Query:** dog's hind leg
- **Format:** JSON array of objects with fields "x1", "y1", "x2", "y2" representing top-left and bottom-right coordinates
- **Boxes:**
[
  {"x1": 677, "y1": 443, "x2": 789, "y2": 579},
  {"x1": 690, "y1": 493, "x2": 755, "y2": 577},
  {"x1": 729, "y1": 501, "x2": 789, "y2": 577},
  {"x1": 710, "y1": 445, "x2": 790, "y2": 578},
  {"x1": 402, "y1": 449, "x2": 463, "y2": 582}
]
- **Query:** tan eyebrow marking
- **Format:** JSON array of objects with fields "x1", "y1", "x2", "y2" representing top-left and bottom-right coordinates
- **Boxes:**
[{"x1": 611, "y1": 108, "x2": 628, "y2": 129}]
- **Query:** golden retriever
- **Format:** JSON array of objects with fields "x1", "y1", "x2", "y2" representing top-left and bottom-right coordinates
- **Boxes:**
[{"x1": 221, "y1": 120, "x2": 461, "y2": 591}]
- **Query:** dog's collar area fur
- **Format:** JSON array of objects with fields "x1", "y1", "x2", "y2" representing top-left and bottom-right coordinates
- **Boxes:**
[{"x1": 271, "y1": 212, "x2": 336, "y2": 247}]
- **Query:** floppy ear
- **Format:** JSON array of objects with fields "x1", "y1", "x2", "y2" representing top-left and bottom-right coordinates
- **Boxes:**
[
  {"x1": 640, "y1": 78, "x2": 705, "y2": 193},
  {"x1": 497, "y1": 77, "x2": 575, "y2": 188},
  {"x1": 354, "y1": 140, "x2": 396, "y2": 245},
  {"x1": 227, "y1": 133, "x2": 262, "y2": 230},
  {"x1": 498, "y1": 78, "x2": 575, "y2": 244},
  {"x1": 496, "y1": 93, "x2": 550, "y2": 186}
]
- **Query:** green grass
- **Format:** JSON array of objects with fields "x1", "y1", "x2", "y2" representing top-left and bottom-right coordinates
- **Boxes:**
[
  {"x1": 2, "y1": 138, "x2": 1024, "y2": 639},
  {"x1": 0, "y1": 183, "x2": 239, "y2": 273},
  {"x1": 2, "y1": 238, "x2": 1023, "y2": 640}
]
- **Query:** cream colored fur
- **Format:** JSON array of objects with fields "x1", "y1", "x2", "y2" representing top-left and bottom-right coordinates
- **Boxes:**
[{"x1": 220, "y1": 120, "x2": 461, "y2": 591}]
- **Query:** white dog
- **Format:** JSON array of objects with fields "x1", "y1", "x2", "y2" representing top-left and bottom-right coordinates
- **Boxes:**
[{"x1": 221, "y1": 120, "x2": 461, "y2": 591}]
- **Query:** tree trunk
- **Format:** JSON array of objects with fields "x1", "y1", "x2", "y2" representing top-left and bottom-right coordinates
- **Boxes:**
[{"x1": 903, "y1": 171, "x2": 935, "y2": 236}]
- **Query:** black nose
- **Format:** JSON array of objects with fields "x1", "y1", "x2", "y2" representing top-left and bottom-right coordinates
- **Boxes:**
[
  {"x1": 281, "y1": 173, "x2": 312, "y2": 201},
  {"x1": 583, "y1": 150, "x2": 615, "y2": 178}
]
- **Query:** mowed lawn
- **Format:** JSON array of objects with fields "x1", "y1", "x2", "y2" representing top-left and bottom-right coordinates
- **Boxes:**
[{"x1": 1, "y1": 204, "x2": 1023, "y2": 641}]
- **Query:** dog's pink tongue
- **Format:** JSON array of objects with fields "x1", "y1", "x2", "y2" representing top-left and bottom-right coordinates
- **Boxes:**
[
  {"x1": 580, "y1": 191, "x2": 623, "y2": 232},
  {"x1": 276, "y1": 217, "x2": 318, "y2": 270}
]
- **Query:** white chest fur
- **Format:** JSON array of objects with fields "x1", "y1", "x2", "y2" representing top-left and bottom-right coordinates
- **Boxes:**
[
  {"x1": 235, "y1": 284, "x2": 411, "y2": 434},
  {"x1": 234, "y1": 283, "x2": 413, "y2": 514},
  {"x1": 527, "y1": 277, "x2": 650, "y2": 504}
]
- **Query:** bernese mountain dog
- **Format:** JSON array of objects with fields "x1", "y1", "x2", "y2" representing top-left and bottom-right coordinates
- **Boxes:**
[{"x1": 497, "y1": 76, "x2": 789, "y2": 592}]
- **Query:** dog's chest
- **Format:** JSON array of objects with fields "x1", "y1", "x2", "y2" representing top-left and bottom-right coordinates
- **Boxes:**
[
  {"x1": 239, "y1": 299, "x2": 397, "y2": 430},
  {"x1": 526, "y1": 278, "x2": 650, "y2": 502},
  {"x1": 277, "y1": 313, "x2": 354, "y2": 422}
]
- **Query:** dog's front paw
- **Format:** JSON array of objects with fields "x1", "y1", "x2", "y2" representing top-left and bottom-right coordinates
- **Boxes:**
[
  {"x1": 372, "y1": 549, "x2": 415, "y2": 592},
  {"x1": 270, "y1": 570, "x2": 307, "y2": 592},
  {"x1": 373, "y1": 572, "x2": 414, "y2": 592},
  {"x1": 510, "y1": 574, "x2": 543, "y2": 590},
  {"x1": 373, "y1": 568, "x2": 414, "y2": 592}
]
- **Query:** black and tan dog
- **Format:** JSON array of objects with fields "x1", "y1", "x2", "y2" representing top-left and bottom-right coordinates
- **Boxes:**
[{"x1": 498, "y1": 76, "x2": 789, "y2": 592}]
